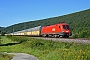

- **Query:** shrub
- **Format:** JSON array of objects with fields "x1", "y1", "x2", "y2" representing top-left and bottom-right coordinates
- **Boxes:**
[
  {"x1": 6, "y1": 36, "x2": 28, "y2": 43},
  {"x1": 0, "y1": 36, "x2": 1, "y2": 44}
]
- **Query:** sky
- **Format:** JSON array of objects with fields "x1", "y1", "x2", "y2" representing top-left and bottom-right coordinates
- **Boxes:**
[{"x1": 0, "y1": 0, "x2": 90, "y2": 27}]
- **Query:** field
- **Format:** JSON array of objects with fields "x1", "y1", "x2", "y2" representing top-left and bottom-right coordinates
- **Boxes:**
[{"x1": 0, "y1": 36, "x2": 90, "y2": 60}]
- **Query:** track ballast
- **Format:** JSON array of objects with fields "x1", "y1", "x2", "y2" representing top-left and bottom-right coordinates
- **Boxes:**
[{"x1": 31, "y1": 37, "x2": 90, "y2": 44}]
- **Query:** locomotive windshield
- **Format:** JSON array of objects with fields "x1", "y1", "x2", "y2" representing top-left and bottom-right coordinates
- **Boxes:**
[{"x1": 63, "y1": 25, "x2": 69, "y2": 30}]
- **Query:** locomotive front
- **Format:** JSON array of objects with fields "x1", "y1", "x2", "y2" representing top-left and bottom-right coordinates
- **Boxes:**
[{"x1": 60, "y1": 23, "x2": 72, "y2": 38}]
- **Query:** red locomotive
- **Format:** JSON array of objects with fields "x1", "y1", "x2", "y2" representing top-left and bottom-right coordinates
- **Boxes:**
[{"x1": 41, "y1": 22, "x2": 72, "y2": 38}]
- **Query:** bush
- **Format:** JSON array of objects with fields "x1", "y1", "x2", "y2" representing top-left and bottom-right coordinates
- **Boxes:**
[
  {"x1": 6, "y1": 36, "x2": 28, "y2": 43},
  {"x1": 0, "y1": 36, "x2": 1, "y2": 44},
  {"x1": 72, "y1": 34, "x2": 78, "y2": 38}
]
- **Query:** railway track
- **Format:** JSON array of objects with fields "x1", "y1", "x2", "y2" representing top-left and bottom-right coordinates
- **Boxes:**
[{"x1": 31, "y1": 37, "x2": 90, "y2": 44}]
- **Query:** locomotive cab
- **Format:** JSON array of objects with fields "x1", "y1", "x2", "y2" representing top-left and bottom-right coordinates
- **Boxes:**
[{"x1": 60, "y1": 23, "x2": 72, "y2": 38}]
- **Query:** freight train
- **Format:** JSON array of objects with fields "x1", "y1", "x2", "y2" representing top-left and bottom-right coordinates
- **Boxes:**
[{"x1": 9, "y1": 22, "x2": 72, "y2": 38}]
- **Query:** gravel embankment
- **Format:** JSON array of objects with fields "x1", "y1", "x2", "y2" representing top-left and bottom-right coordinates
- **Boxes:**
[{"x1": 32, "y1": 37, "x2": 90, "y2": 44}]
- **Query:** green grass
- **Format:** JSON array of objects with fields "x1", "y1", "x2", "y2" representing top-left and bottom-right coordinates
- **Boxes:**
[
  {"x1": 0, "y1": 53, "x2": 13, "y2": 60},
  {"x1": 0, "y1": 36, "x2": 90, "y2": 60},
  {"x1": 1, "y1": 36, "x2": 15, "y2": 44},
  {"x1": 0, "y1": 36, "x2": 14, "y2": 60}
]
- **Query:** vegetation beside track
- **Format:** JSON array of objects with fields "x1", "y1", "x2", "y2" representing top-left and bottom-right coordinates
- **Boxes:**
[
  {"x1": 0, "y1": 36, "x2": 90, "y2": 60},
  {"x1": 0, "y1": 36, "x2": 14, "y2": 60}
]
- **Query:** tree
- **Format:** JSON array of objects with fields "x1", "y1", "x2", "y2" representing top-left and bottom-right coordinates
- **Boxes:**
[{"x1": 1, "y1": 31, "x2": 6, "y2": 36}]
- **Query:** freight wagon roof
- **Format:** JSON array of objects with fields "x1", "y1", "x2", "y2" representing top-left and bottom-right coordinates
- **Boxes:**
[
  {"x1": 27, "y1": 26, "x2": 41, "y2": 31},
  {"x1": 9, "y1": 26, "x2": 42, "y2": 34}
]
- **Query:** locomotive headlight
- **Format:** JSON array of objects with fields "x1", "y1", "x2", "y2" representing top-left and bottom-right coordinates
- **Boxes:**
[{"x1": 66, "y1": 31, "x2": 69, "y2": 32}]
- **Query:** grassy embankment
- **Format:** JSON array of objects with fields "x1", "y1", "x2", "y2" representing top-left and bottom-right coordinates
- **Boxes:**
[
  {"x1": 0, "y1": 36, "x2": 90, "y2": 60},
  {"x1": 0, "y1": 36, "x2": 13, "y2": 60}
]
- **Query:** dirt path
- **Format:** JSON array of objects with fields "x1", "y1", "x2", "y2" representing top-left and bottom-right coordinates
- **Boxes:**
[{"x1": 7, "y1": 52, "x2": 39, "y2": 60}]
